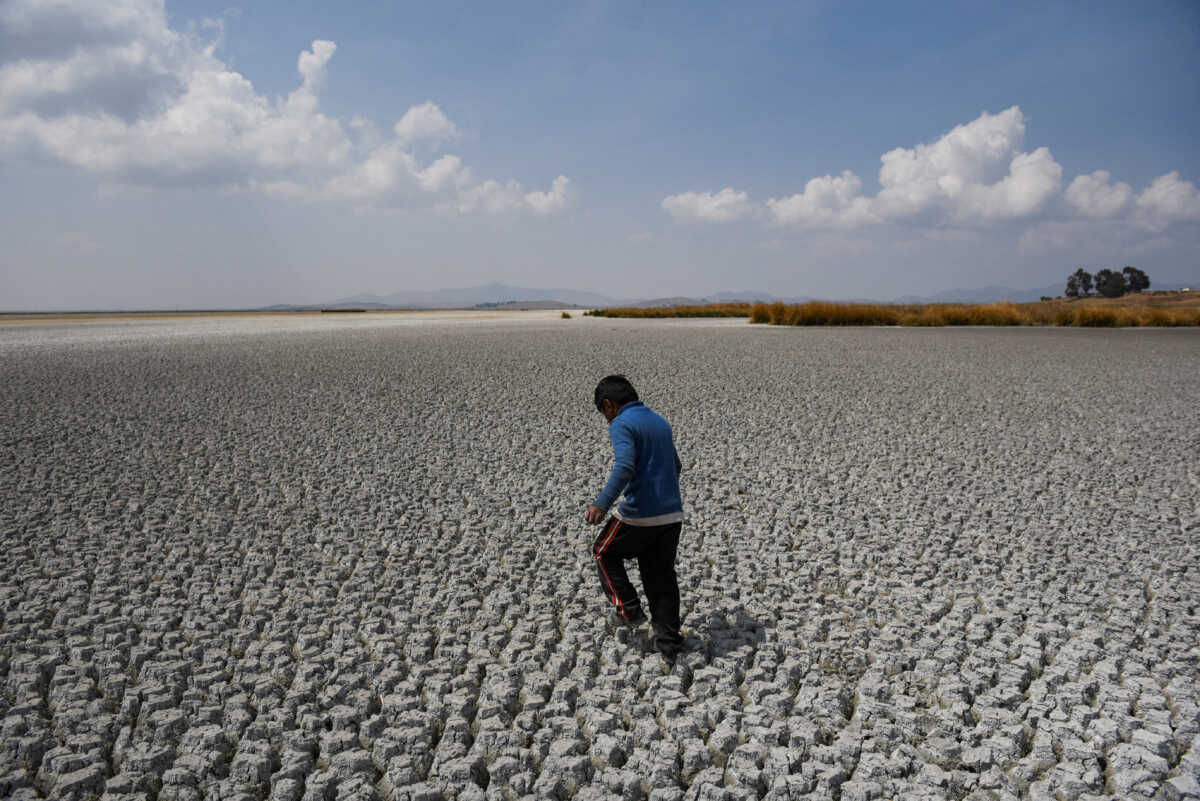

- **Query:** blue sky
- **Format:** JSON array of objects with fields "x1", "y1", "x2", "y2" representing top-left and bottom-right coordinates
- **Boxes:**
[{"x1": 2, "y1": 0, "x2": 1198, "y2": 309}]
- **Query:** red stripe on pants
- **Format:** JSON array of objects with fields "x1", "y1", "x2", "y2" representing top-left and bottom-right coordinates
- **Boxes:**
[{"x1": 594, "y1": 519, "x2": 628, "y2": 617}]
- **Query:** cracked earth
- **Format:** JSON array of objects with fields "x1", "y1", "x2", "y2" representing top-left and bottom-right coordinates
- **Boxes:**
[{"x1": 1, "y1": 317, "x2": 1198, "y2": 801}]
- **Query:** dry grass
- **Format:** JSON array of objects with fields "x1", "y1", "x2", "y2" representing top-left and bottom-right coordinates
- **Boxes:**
[
  {"x1": 747, "y1": 301, "x2": 900, "y2": 326},
  {"x1": 586, "y1": 303, "x2": 753, "y2": 318},
  {"x1": 587, "y1": 292, "x2": 1200, "y2": 326},
  {"x1": 754, "y1": 301, "x2": 1200, "y2": 327},
  {"x1": 748, "y1": 297, "x2": 1200, "y2": 327}
]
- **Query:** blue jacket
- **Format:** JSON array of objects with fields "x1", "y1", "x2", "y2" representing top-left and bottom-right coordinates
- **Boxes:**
[{"x1": 594, "y1": 401, "x2": 683, "y2": 523}]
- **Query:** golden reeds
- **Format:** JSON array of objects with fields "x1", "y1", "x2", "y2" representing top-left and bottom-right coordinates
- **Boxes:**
[
  {"x1": 746, "y1": 301, "x2": 1200, "y2": 327},
  {"x1": 591, "y1": 299, "x2": 1200, "y2": 326}
]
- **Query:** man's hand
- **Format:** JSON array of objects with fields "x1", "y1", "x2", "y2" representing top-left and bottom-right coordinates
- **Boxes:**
[{"x1": 585, "y1": 505, "x2": 606, "y2": 525}]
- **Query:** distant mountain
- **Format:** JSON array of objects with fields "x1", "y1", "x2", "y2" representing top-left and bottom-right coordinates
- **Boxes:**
[
  {"x1": 891, "y1": 284, "x2": 1065, "y2": 304},
  {"x1": 636, "y1": 291, "x2": 816, "y2": 307},
  {"x1": 632, "y1": 296, "x2": 705, "y2": 307},
  {"x1": 704, "y1": 290, "x2": 782, "y2": 303},
  {"x1": 334, "y1": 282, "x2": 619, "y2": 309},
  {"x1": 472, "y1": 299, "x2": 589, "y2": 310},
  {"x1": 324, "y1": 285, "x2": 801, "y2": 310},
  {"x1": 280, "y1": 279, "x2": 1198, "y2": 313}
]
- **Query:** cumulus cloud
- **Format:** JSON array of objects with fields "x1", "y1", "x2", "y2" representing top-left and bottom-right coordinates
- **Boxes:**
[
  {"x1": 766, "y1": 107, "x2": 1063, "y2": 227},
  {"x1": 525, "y1": 175, "x2": 572, "y2": 216},
  {"x1": 417, "y1": 154, "x2": 469, "y2": 192},
  {"x1": 667, "y1": 106, "x2": 1195, "y2": 236},
  {"x1": 296, "y1": 39, "x2": 335, "y2": 93},
  {"x1": 955, "y1": 146, "x2": 1062, "y2": 220},
  {"x1": 393, "y1": 101, "x2": 458, "y2": 143},
  {"x1": 0, "y1": 0, "x2": 184, "y2": 120},
  {"x1": 0, "y1": 0, "x2": 568, "y2": 215},
  {"x1": 454, "y1": 175, "x2": 572, "y2": 216},
  {"x1": 1066, "y1": 170, "x2": 1133, "y2": 218},
  {"x1": 661, "y1": 188, "x2": 751, "y2": 223},
  {"x1": 1135, "y1": 172, "x2": 1200, "y2": 227},
  {"x1": 871, "y1": 107, "x2": 1042, "y2": 220},
  {"x1": 766, "y1": 170, "x2": 878, "y2": 227}
]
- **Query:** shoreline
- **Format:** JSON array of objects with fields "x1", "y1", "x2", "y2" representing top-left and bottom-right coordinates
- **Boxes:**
[{"x1": 0, "y1": 308, "x2": 586, "y2": 325}]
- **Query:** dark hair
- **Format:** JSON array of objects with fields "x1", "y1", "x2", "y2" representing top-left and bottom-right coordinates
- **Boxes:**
[{"x1": 594, "y1": 375, "x2": 638, "y2": 411}]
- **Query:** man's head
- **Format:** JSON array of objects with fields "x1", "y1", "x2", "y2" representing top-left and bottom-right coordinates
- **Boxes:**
[{"x1": 594, "y1": 374, "x2": 638, "y2": 422}]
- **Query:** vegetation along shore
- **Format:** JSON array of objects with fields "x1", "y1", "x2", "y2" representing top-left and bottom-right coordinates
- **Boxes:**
[{"x1": 587, "y1": 288, "x2": 1200, "y2": 327}]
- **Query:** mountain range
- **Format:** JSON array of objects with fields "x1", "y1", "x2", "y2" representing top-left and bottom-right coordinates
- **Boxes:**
[
  {"x1": 263, "y1": 280, "x2": 1194, "y2": 311},
  {"x1": 330, "y1": 283, "x2": 616, "y2": 308}
]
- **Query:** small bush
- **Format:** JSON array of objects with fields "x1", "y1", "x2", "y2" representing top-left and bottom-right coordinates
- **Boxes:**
[
  {"x1": 770, "y1": 302, "x2": 902, "y2": 326},
  {"x1": 561, "y1": 311, "x2": 572, "y2": 319},
  {"x1": 1169, "y1": 308, "x2": 1200, "y2": 326},
  {"x1": 1072, "y1": 307, "x2": 1119, "y2": 327},
  {"x1": 1143, "y1": 309, "x2": 1171, "y2": 327},
  {"x1": 975, "y1": 303, "x2": 1025, "y2": 326},
  {"x1": 1115, "y1": 309, "x2": 1141, "y2": 327},
  {"x1": 898, "y1": 303, "x2": 1027, "y2": 326},
  {"x1": 1053, "y1": 307, "x2": 1076, "y2": 327}
]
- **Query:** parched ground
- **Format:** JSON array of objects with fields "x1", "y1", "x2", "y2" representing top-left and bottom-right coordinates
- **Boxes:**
[{"x1": 1, "y1": 316, "x2": 1198, "y2": 801}]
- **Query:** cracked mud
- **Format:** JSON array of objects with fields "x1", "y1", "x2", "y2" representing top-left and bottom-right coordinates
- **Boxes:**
[{"x1": 1, "y1": 317, "x2": 1198, "y2": 801}]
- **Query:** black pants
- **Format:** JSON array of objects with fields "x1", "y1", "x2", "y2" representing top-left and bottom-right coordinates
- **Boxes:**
[{"x1": 592, "y1": 517, "x2": 683, "y2": 652}]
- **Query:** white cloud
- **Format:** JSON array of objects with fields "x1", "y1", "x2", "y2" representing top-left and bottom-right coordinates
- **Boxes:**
[
  {"x1": 454, "y1": 174, "x2": 572, "y2": 216},
  {"x1": 673, "y1": 107, "x2": 1066, "y2": 228},
  {"x1": 1135, "y1": 171, "x2": 1200, "y2": 228},
  {"x1": 393, "y1": 101, "x2": 458, "y2": 142},
  {"x1": 417, "y1": 154, "x2": 469, "y2": 192},
  {"x1": 873, "y1": 106, "x2": 1033, "y2": 220},
  {"x1": 456, "y1": 180, "x2": 525, "y2": 215},
  {"x1": 767, "y1": 170, "x2": 878, "y2": 227},
  {"x1": 296, "y1": 39, "x2": 335, "y2": 93},
  {"x1": 1066, "y1": 170, "x2": 1132, "y2": 218},
  {"x1": 769, "y1": 106, "x2": 1063, "y2": 227},
  {"x1": 525, "y1": 175, "x2": 572, "y2": 216},
  {"x1": 955, "y1": 146, "x2": 1062, "y2": 220},
  {"x1": 324, "y1": 141, "x2": 418, "y2": 201},
  {"x1": 0, "y1": 0, "x2": 567, "y2": 216},
  {"x1": 0, "y1": 0, "x2": 184, "y2": 120},
  {"x1": 661, "y1": 187, "x2": 751, "y2": 223},
  {"x1": 666, "y1": 106, "x2": 1194, "y2": 237}
]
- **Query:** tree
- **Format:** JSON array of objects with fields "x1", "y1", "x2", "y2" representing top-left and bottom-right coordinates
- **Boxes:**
[
  {"x1": 1122, "y1": 265, "x2": 1150, "y2": 293},
  {"x1": 1065, "y1": 274, "x2": 1080, "y2": 298},
  {"x1": 1068, "y1": 268, "x2": 1093, "y2": 297},
  {"x1": 1094, "y1": 268, "x2": 1128, "y2": 298}
]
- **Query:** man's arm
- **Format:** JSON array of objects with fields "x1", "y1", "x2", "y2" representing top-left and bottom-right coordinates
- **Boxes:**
[
  {"x1": 674, "y1": 445, "x2": 682, "y2": 476},
  {"x1": 588, "y1": 421, "x2": 636, "y2": 521}
]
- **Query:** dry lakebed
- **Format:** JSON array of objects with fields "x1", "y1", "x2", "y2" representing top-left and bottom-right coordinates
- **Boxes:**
[{"x1": 1, "y1": 313, "x2": 1198, "y2": 801}]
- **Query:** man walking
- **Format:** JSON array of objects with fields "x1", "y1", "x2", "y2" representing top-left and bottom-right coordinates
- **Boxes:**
[{"x1": 586, "y1": 375, "x2": 684, "y2": 659}]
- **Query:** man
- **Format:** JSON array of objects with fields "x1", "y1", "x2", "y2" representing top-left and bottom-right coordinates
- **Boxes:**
[{"x1": 586, "y1": 375, "x2": 684, "y2": 659}]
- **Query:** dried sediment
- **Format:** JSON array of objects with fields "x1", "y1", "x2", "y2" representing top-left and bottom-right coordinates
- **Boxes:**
[{"x1": 1, "y1": 319, "x2": 1198, "y2": 801}]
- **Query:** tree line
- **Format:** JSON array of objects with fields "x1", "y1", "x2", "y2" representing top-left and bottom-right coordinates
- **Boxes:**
[{"x1": 1065, "y1": 266, "x2": 1149, "y2": 298}]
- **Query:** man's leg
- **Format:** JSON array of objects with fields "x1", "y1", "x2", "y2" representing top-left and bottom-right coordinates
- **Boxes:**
[
  {"x1": 637, "y1": 522, "x2": 682, "y2": 656},
  {"x1": 592, "y1": 518, "x2": 647, "y2": 623}
]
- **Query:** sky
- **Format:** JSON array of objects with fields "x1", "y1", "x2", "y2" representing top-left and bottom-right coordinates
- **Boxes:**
[{"x1": 1, "y1": 0, "x2": 1198, "y2": 310}]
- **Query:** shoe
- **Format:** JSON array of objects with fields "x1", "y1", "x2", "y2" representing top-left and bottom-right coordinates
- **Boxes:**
[
  {"x1": 656, "y1": 641, "x2": 681, "y2": 661},
  {"x1": 609, "y1": 607, "x2": 647, "y2": 628},
  {"x1": 650, "y1": 629, "x2": 683, "y2": 660}
]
